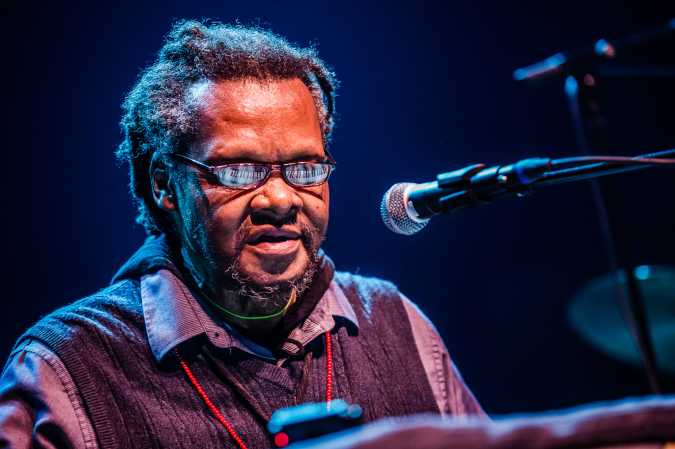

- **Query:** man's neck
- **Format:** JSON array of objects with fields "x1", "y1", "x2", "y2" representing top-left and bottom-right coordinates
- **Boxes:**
[{"x1": 202, "y1": 287, "x2": 295, "y2": 345}]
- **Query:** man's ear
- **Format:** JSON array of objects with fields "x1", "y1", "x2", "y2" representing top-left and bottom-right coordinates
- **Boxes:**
[{"x1": 150, "y1": 154, "x2": 176, "y2": 212}]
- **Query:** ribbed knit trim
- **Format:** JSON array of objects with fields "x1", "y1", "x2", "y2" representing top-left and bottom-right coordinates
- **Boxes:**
[{"x1": 26, "y1": 313, "x2": 121, "y2": 448}]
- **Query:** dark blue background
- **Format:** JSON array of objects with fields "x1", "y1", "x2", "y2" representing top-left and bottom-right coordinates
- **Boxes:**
[{"x1": 3, "y1": 1, "x2": 674, "y2": 415}]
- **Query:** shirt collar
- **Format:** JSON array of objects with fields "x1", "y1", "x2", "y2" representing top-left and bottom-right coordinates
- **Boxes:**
[{"x1": 140, "y1": 268, "x2": 358, "y2": 363}]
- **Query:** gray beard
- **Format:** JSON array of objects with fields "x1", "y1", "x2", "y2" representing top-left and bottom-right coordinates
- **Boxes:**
[{"x1": 218, "y1": 249, "x2": 320, "y2": 316}]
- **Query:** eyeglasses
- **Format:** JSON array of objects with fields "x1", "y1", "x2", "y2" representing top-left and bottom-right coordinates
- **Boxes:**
[{"x1": 171, "y1": 153, "x2": 336, "y2": 190}]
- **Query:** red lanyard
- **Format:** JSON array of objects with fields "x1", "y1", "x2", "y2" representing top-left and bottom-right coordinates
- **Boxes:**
[{"x1": 176, "y1": 331, "x2": 334, "y2": 449}]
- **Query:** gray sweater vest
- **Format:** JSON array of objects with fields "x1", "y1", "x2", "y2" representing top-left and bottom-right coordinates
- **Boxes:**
[{"x1": 19, "y1": 273, "x2": 439, "y2": 448}]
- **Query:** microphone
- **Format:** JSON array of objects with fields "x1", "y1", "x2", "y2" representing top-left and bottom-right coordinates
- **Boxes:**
[
  {"x1": 380, "y1": 182, "x2": 432, "y2": 236},
  {"x1": 381, "y1": 159, "x2": 551, "y2": 235},
  {"x1": 380, "y1": 149, "x2": 675, "y2": 235},
  {"x1": 513, "y1": 19, "x2": 675, "y2": 82}
]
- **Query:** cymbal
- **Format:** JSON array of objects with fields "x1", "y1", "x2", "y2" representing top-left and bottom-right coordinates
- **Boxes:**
[{"x1": 568, "y1": 265, "x2": 675, "y2": 374}]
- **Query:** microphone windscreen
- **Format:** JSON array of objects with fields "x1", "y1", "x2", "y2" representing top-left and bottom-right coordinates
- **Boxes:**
[{"x1": 380, "y1": 183, "x2": 429, "y2": 236}]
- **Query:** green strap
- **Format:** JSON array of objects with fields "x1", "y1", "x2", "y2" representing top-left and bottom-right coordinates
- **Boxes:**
[{"x1": 203, "y1": 288, "x2": 297, "y2": 321}]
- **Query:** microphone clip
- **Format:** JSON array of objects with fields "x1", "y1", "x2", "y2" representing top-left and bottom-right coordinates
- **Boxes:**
[{"x1": 415, "y1": 158, "x2": 551, "y2": 216}]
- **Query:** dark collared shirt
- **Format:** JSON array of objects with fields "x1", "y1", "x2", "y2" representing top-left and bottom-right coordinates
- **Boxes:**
[{"x1": 0, "y1": 269, "x2": 482, "y2": 449}]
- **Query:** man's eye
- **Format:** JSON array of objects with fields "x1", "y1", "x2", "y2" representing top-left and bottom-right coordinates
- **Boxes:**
[{"x1": 215, "y1": 166, "x2": 267, "y2": 187}]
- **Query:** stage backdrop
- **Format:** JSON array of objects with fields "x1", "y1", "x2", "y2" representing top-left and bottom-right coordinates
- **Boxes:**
[{"x1": 3, "y1": 0, "x2": 674, "y2": 414}]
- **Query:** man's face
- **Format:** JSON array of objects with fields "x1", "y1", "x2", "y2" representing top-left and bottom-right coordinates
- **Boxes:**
[{"x1": 173, "y1": 78, "x2": 329, "y2": 297}]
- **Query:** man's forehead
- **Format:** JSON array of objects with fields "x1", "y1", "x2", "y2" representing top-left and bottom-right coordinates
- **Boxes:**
[
  {"x1": 186, "y1": 77, "x2": 325, "y2": 162},
  {"x1": 190, "y1": 77, "x2": 318, "y2": 122}
]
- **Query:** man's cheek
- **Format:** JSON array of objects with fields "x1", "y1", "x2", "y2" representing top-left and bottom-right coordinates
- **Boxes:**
[
  {"x1": 220, "y1": 229, "x2": 244, "y2": 258},
  {"x1": 301, "y1": 197, "x2": 329, "y2": 230},
  {"x1": 208, "y1": 205, "x2": 245, "y2": 249},
  {"x1": 203, "y1": 217, "x2": 240, "y2": 258}
]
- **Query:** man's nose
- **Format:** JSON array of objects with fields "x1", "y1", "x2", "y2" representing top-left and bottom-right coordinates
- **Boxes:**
[{"x1": 249, "y1": 174, "x2": 303, "y2": 217}]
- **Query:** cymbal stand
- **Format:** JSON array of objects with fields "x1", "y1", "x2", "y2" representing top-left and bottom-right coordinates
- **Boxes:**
[{"x1": 564, "y1": 72, "x2": 661, "y2": 393}]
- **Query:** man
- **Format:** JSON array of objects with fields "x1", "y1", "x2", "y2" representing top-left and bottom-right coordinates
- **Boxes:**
[{"x1": 0, "y1": 20, "x2": 482, "y2": 449}]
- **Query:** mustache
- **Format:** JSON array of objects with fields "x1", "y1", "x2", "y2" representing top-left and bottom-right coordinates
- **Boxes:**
[
  {"x1": 233, "y1": 218, "x2": 321, "y2": 254},
  {"x1": 250, "y1": 208, "x2": 298, "y2": 227}
]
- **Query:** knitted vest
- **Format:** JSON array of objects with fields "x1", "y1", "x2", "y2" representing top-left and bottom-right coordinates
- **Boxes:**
[{"x1": 18, "y1": 272, "x2": 439, "y2": 449}]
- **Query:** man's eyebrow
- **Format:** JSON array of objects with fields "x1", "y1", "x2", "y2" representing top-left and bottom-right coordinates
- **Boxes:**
[
  {"x1": 202, "y1": 155, "x2": 258, "y2": 165},
  {"x1": 282, "y1": 153, "x2": 329, "y2": 163},
  {"x1": 204, "y1": 151, "x2": 328, "y2": 165}
]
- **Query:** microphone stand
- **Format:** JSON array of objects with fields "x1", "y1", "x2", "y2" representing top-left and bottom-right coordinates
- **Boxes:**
[
  {"x1": 405, "y1": 150, "x2": 674, "y2": 219},
  {"x1": 511, "y1": 21, "x2": 674, "y2": 393},
  {"x1": 564, "y1": 72, "x2": 662, "y2": 393}
]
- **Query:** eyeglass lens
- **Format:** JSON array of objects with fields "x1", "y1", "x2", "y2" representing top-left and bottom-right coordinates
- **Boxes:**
[{"x1": 216, "y1": 163, "x2": 332, "y2": 188}]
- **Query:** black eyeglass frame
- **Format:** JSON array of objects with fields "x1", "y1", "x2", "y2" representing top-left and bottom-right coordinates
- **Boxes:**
[{"x1": 170, "y1": 153, "x2": 336, "y2": 190}]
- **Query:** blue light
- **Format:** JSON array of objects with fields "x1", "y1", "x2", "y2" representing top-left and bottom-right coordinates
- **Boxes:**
[
  {"x1": 513, "y1": 65, "x2": 537, "y2": 81},
  {"x1": 595, "y1": 39, "x2": 609, "y2": 55},
  {"x1": 548, "y1": 52, "x2": 566, "y2": 67},
  {"x1": 513, "y1": 53, "x2": 566, "y2": 81},
  {"x1": 634, "y1": 265, "x2": 651, "y2": 281},
  {"x1": 564, "y1": 76, "x2": 578, "y2": 96}
]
